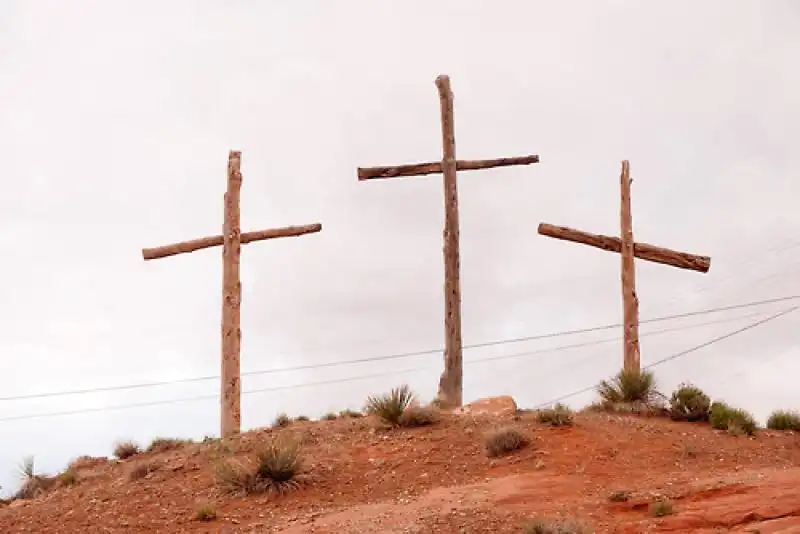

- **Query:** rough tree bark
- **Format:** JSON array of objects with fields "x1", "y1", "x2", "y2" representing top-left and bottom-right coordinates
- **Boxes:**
[
  {"x1": 435, "y1": 74, "x2": 463, "y2": 409},
  {"x1": 536, "y1": 223, "x2": 711, "y2": 273},
  {"x1": 619, "y1": 160, "x2": 641, "y2": 374},
  {"x1": 221, "y1": 150, "x2": 243, "y2": 438},
  {"x1": 142, "y1": 223, "x2": 322, "y2": 260}
]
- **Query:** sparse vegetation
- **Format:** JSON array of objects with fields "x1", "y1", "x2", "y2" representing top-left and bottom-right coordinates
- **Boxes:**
[
  {"x1": 668, "y1": 383, "x2": 711, "y2": 422},
  {"x1": 321, "y1": 412, "x2": 338, "y2": 421},
  {"x1": 365, "y1": 384, "x2": 415, "y2": 426},
  {"x1": 272, "y1": 413, "x2": 292, "y2": 428},
  {"x1": 650, "y1": 499, "x2": 675, "y2": 517},
  {"x1": 597, "y1": 368, "x2": 662, "y2": 406},
  {"x1": 113, "y1": 440, "x2": 141, "y2": 460},
  {"x1": 398, "y1": 404, "x2": 439, "y2": 427},
  {"x1": 709, "y1": 402, "x2": 757, "y2": 436},
  {"x1": 522, "y1": 518, "x2": 588, "y2": 533},
  {"x1": 294, "y1": 415, "x2": 310, "y2": 422},
  {"x1": 194, "y1": 503, "x2": 217, "y2": 521},
  {"x1": 538, "y1": 403, "x2": 574, "y2": 427},
  {"x1": 766, "y1": 409, "x2": 800, "y2": 431},
  {"x1": 13, "y1": 456, "x2": 56, "y2": 500},
  {"x1": 146, "y1": 437, "x2": 191, "y2": 454},
  {"x1": 58, "y1": 468, "x2": 78, "y2": 487},
  {"x1": 215, "y1": 434, "x2": 306, "y2": 496},
  {"x1": 339, "y1": 409, "x2": 363, "y2": 418},
  {"x1": 608, "y1": 490, "x2": 631, "y2": 502},
  {"x1": 484, "y1": 426, "x2": 528, "y2": 458},
  {"x1": 127, "y1": 461, "x2": 156, "y2": 481}
]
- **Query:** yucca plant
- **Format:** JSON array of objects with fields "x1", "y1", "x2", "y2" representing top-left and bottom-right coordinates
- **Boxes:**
[
  {"x1": 365, "y1": 384, "x2": 415, "y2": 425},
  {"x1": 597, "y1": 368, "x2": 661, "y2": 405}
]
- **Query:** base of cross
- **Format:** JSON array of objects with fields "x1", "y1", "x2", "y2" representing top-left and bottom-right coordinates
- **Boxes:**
[{"x1": 434, "y1": 371, "x2": 463, "y2": 409}]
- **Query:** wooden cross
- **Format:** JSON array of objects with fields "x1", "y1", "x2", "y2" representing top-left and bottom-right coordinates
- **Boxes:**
[
  {"x1": 537, "y1": 160, "x2": 711, "y2": 374},
  {"x1": 141, "y1": 150, "x2": 322, "y2": 438},
  {"x1": 357, "y1": 75, "x2": 540, "y2": 408}
]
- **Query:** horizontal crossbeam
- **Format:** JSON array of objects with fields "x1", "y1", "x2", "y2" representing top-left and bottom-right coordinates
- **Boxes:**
[
  {"x1": 537, "y1": 222, "x2": 711, "y2": 273},
  {"x1": 142, "y1": 223, "x2": 322, "y2": 261},
  {"x1": 357, "y1": 155, "x2": 539, "y2": 181}
]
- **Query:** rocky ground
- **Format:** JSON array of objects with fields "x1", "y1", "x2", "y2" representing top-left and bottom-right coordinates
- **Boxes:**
[{"x1": 1, "y1": 397, "x2": 799, "y2": 533}]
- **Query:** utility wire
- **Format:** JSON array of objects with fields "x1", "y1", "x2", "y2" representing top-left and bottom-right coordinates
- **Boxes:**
[
  {"x1": 533, "y1": 306, "x2": 798, "y2": 408},
  {"x1": 2, "y1": 293, "x2": 798, "y2": 404},
  {"x1": 0, "y1": 309, "x2": 774, "y2": 422}
]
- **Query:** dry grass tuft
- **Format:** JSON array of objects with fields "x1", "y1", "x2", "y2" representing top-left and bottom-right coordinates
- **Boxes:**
[
  {"x1": 127, "y1": 460, "x2": 156, "y2": 482},
  {"x1": 13, "y1": 457, "x2": 56, "y2": 500},
  {"x1": 399, "y1": 405, "x2": 440, "y2": 427},
  {"x1": 537, "y1": 403, "x2": 574, "y2": 427},
  {"x1": 365, "y1": 384, "x2": 415, "y2": 426},
  {"x1": 272, "y1": 413, "x2": 292, "y2": 428},
  {"x1": 650, "y1": 499, "x2": 675, "y2": 517},
  {"x1": 484, "y1": 426, "x2": 529, "y2": 458},
  {"x1": 113, "y1": 440, "x2": 141, "y2": 460},
  {"x1": 194, "y1": 503, "x2": 217, "y2": 522},
  {"x1": 146, "y1": 437, "x2": 191, "y2": 454},
  {"x1": 216, "y1": 434, "x2": 307, "y2": 496},
  {"x1": 597, "y1": 368, "x2": 662, "y2": 406},
  {"x1": 522, "y1": 517, "x2": 589, "y2": 533}
]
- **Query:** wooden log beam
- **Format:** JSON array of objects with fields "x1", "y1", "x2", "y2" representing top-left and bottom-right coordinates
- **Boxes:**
[
  {"x1": 537, "y1": 222, "x2": 711, "y2": 273},
  {"x1": 142, "y1": 223, "x2": 323, "y2": 261},
  {"x1": 357, "y1": 154, "x2": 539, "y2": 181}
]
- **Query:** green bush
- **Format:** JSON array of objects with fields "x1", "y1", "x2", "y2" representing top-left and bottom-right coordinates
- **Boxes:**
[
  {"x1": 709, "y1": 402, "x2": 757, "y2": 436},
  {"x1": 669, "y1": 383, "x2": 711, "y2": 422},
  {"x1": 538, "y1": 403, "x2": 574, "y2": 426},
  {"x1": 766, "y1": 410, "x2": 800, "y2": 431}
]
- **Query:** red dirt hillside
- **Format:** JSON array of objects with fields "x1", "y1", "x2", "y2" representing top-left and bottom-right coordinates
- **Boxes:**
[{"x1": 1, "y1": 396, "x2": 799, "y2": 533}]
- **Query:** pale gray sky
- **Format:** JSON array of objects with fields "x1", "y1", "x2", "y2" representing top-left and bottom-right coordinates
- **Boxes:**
[{"x1": 1, "y1": 0, "x2": 799, "y2": 493}]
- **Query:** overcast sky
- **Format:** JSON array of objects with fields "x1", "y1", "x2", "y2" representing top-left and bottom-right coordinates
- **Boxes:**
[{"x1": 1, "y1": 0, "x2": 799, "y2": 493}]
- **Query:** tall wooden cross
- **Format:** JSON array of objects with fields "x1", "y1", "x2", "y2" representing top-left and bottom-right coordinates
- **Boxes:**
[
  {"x1": 537, "y1": 160, "x2": 711, "y2": 374},
  {"x1": 141, "y1": 150, "x2": 322, "y2": 438},
  {"x1": 357, "y1": 75, "x2": 540, "y2": 408}
]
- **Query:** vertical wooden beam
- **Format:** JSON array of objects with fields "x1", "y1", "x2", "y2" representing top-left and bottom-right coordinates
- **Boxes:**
[
  {"x1": 221, "y1": 150, "x2": 243, "y2": 437},
  {"x1": 435, "y1": 74, "x2": 463, "y2": 408},
  {"x1": 619, "y1": 160, "x2": 641, "y2": 374}
]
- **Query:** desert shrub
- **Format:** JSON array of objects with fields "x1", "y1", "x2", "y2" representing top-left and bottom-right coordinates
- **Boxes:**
[
  {"x1": 538, "y1": 403, "x2": 574, "y2": 426},
  {"x1": 709, "y1": 402, "x2": 757, "y2": 436},
  {"x1": 127, "y1": 460, "x2": 156, "y2": 481},
  {"x1": 194, "y1": 503, "x2": 217, "y2": 521},
  {"x1": 398, "y1": 405, "x2": 439, "y2": 427},
  {"x1": 766, "y1": 410, "x2": 800, "y2": 431},
  {"x1": 597, "y1": 369, "x2": 661, "y2": 406},
  {"x1": 146, "y1": 437, "x2": 191, "y2": 454},
  {"x1": 339, "y1": 409, "x2": 363, "y2": 418},
  {"x1": 14, "y1": 457, "x2": 56, "y2": 500},
  {"x1": 650, "y1": 499, "x2": 675, "y2": 517},
  {"x1": 365, "y1": 384, "x2": 414, "y2": 426},
  {"x1": 484, "y1": 427, "x2": 528, "y2": 458},
  {"x1": 669, "y1": 383, "x2": 711, "y2": 422},
  {"x1": 608, "y1": 490, "x2": 631, "y2": 502},
  {"x1": 216, "y1": 434, "x2": 306, "y2": 496},
  {"x1": 58, "y1": 469, "x2": 78, "y2": 487},
  {"x1": 294, "y1": 415, "x2": 310, "y2": 422},
  {"x1": 272, "y1": 413, "x2": 291, "y2": 428},
  {"x1": 113, "y1": 440, "x2": 141, "y2": 460},
  {"x1": 321, "y1": 412, "x2": 338, "y2": 421},
  {"x1": 522, "y1": 518, "x2": 588, "y2": 534}
]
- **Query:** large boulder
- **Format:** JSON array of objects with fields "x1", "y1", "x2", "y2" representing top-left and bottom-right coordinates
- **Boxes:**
[{"x1": 458, "y1": 395, "x2": 518, "y2": 417}]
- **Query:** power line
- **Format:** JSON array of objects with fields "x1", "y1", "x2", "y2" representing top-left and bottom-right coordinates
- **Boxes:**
[
  {"x1": 533, "y1": 306, "x2": 798, "y2": 408},
  {"x1": 0, "y1": 309, "x2": 773, "y2": 422},
  {"x1": 2, "y1": 293, "x2": 798, "y2": 403}
]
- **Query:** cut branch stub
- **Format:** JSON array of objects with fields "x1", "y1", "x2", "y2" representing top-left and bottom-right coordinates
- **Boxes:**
[
  {"x1": 537, "y1": 222, "x2": 711, "y2": 273},
  {"x1": 142, "y1": 223, "x2": 323, "y2": 260},
  {"x1": 357, "y1": 155, "x2": 540, "y2": 181}
]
